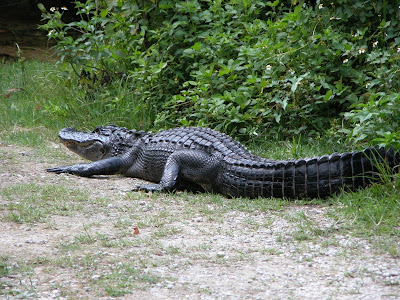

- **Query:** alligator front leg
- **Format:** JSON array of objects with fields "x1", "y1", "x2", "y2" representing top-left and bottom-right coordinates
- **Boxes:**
[
  {"x1": 46, "y1": 157, "x2": 124, "y2": 177},
  {"x1": 134, "y1": 150, "x2": 220, "y2": 193},
  {"x1": 132, "y1": 158, "x2": 178, "y2": 192}
]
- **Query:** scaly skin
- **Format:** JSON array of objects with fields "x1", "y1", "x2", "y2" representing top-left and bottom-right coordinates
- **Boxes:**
[{"x1": 47, "y1": 125, "x2": 399, "y2": 199}]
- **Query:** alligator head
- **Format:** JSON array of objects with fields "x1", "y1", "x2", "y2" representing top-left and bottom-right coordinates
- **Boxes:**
[{"x1": 58, "y1": 125, "x2": 149, "y2": 161}]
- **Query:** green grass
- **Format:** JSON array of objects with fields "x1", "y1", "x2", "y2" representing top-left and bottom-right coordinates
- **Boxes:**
[
  {"x1": 0, "y1": 61, "x2": 66, "y2": 130},
  {"x1": 331, "y1": 174, "x2": 400, "y2": 237},
  {"x1": 0, "y1": 257, "x2": 11, "y2": 291},
  {"x1": 0, "y1": 60, "x2": 156, "y2": 132},
  {"x1": 0, "y1": 128, "x2": 51, "y2": 147},
  {"x1": 0, "y1": 256, "x2": 39, "y2": 297},
  {"x1": 0, "y1": 257, "x2": 9, "y2": 277},
  {"x1": 100, "y1": 262, "x2": 161, "y2": 295},
  {"x1": 250, "y1": 134, "x2": 360, "y2": 160},
  {"x1": 0, "y1": 183, "x2": 89, "y2": 223}
]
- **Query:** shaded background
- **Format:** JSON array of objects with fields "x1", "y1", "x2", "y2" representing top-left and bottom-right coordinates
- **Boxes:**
[{"x1": 0, "y1": 0, "x2": 77, "y2": 60}]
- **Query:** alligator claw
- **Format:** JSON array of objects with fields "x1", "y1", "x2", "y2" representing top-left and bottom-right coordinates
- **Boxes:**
[
  {"x1": 46, "y1": 166, "x2": 76, "y2": 174},
  {"x1": 132, "y1": 184, "x2": 163, "y2": 193},
  {"x1": 46, "y1": 166, "x2": 69, "y2": 174}
]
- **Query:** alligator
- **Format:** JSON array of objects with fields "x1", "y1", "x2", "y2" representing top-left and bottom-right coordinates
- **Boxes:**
[{"x1": 47, "y1": 125, "x2": 399, "y2": 199}]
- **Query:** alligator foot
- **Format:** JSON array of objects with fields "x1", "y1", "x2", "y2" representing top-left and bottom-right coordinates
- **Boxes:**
[
  {"x1": 46, "y1": 166, "x2": 77, "y2": 174},
  {"x1": 46, "y1": 157, "x2": 123, "y2": 177},
  {"x1": 133, "y1": 183, "x2": 164, "y2": 193}
]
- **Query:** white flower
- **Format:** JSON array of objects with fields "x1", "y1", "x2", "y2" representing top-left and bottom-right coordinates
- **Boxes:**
[
  {"x1": 343, "y1": 58, "x2": 349, "y2": 63},
  {"x1": 266, "y1": 65, "x2": 272, "y2": 71},
  {"x1": 372, "y1": 41, "x2": 378, "y2": 47},
  {"x1": 397, "y1": 47, "x2": 400, "y2": 53},
  {"x1": 365, "y1": 82, "x2": 371, "y2": 88},
  {"x1": 50, "y1": 7, "x2": 56, "y2": 12},
  {"x1": 318, "y1": 4, "x2": 323, "y2": 9},
  {"x1": 358, "y1": 48, "x2": 366, "y2": 54},
  {"x1": 47, "y1": 30, "x2": 54, "y2": 37},
  {"x1": 61, "y1": 6, "x2": 68, "y2": 11},
  {"x1": 289, "y1": 69, "x2": 295, "y2": 75}
]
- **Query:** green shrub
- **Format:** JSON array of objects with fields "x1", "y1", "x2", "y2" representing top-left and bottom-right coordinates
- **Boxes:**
[
  {"x1": 341, "y1": 93, "x2": 400, "y2": 148},
  {"x1": 39, "y1": 0, "x2": 400, "y2": 143}
]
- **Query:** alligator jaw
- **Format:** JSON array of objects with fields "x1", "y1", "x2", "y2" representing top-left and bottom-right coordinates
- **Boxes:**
[{"x1": 58, "y1": 127, "x2": 109, "y2": 161}]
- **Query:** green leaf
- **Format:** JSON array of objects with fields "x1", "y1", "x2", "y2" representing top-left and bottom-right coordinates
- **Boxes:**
[
  {"x1": 324, "y1": 90, "x2": 333, "y2": 101},
  {"x1": 37, "y1": 3, "x2": 46, "y2": 12},
  {"x1": 291, "y1": 81, "x2": 298, "y2": 93},
  {"x1": 192, "y1": 42, "x2": 202, "y2": 51},
  {"x1": 266, "y1": 0, "x2": 280, "y2": 8},
  {"x1": 100, "y1": 9, "x2": 109, "y2": 18},
  {"x1": 273, "y1": 111, "x2": 281, "y2": 123},
  {"x1": 218, "y1": 65, "x2": 231, "y2": 76}
]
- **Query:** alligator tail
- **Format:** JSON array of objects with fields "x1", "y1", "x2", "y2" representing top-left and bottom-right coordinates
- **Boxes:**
[{"x1": 220, "y1": 147, "x2": 399, "y2": 199}]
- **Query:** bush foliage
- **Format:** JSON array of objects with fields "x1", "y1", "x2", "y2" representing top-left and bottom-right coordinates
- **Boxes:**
[{"x1": 40, "y1": 0, "x2": 400, "y2": 144}]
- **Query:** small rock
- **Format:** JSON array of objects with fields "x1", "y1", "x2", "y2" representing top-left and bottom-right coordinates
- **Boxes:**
[
  {"x1": 217, "y1": 251, "x2": 225, "y2": 258},
  {"x1": 91, "y1": 275, "x2": 101, "y2": 281},
  {"x1": 85, "y1": 286, "x2": 92, "y2": 292},
  {"x1": 52, "y1": 289, "x2": 60, "y2": 298},
  {"x1": 384, "y1": 270, "x2": 399, "y2": 277},
  {"x1": 21, "y1": 291, "x2": 35, "y2": 298}
]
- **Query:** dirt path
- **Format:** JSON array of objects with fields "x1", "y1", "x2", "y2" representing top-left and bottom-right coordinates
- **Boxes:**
[{"x1": 0, "y1": 141, "x2": 399, "y2": 299}]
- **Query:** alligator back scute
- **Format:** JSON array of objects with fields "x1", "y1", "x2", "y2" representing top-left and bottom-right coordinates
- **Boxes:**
[
  {"x1": 294, "y1": 159, "x2": 307, "y2": 198},
  {"x1": 387, "y1": 148, "x2": 399, "y2": 171},
  {"x1": 325, "y1": 154, "x2": 342, "y2": 196},
  {"x1": 351, "y1": 151, "x2": 366, "y2": 189},
  {"x1": 281, "y1": 161, "x2": 294, "y2": 198},
  {"x1": 361, "y1": 146, "x2": 398, "y2": 181},
  {"x1": 303, "y1": 158, "x2": 318, "y2": 198}
]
